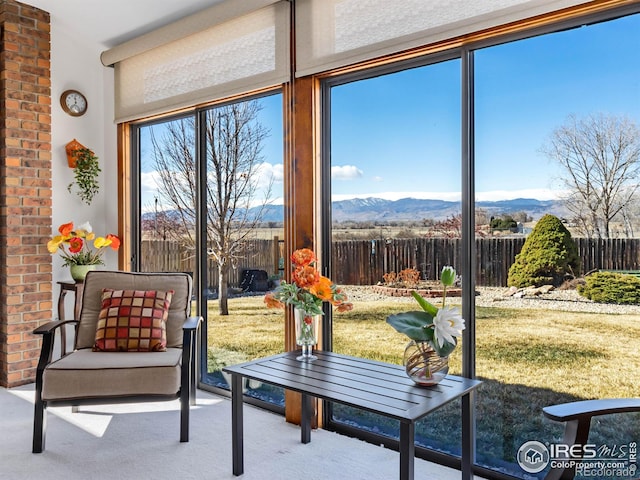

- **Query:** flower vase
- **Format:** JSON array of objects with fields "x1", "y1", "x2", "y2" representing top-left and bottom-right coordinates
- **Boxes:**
[
  {"x1": 69, "y1": 264, "x2": 97, "y2": 283},
  {"x1": 403, "y1": 341, "x2": 449, "y2": 386},
  {"x1": 294, "y1": 308, "x2": 320, "y2": 361}
]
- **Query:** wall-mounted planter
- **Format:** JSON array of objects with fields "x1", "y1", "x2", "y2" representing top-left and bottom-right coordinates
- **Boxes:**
[
  {"x1": 65, "y1": 139, "x2": 86, "y2": 168},
  {"x1": 65, "y1": 139, "x2": 101, "y2": 205}
]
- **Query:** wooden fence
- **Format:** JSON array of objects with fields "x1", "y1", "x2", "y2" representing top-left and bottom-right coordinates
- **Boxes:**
[
  {"x1": 140, "y1": 237, "x2": 640, "y2": 289},
  {"x1": 140, "y1": 239, "x2": 279, "y2": 288}
]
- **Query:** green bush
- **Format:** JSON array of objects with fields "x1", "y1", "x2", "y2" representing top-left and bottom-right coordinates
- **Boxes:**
[
  {"x1": 490, "y1": 215, "x2": 517, "y2": 231},
  {"x1": 577, "y1": 271, "x2": 640, "y2": 304},
  {"x1": 507, "y1": 214, "x2": 579, "y2": 287}
]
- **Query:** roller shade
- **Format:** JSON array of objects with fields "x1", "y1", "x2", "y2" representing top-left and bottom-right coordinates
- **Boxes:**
[
  {"x1": 105, "y1": 1, "x2": 290, "y2": 123},
  {"x1": 295, "y1": 0, "x2": 590, "y2": 77}
]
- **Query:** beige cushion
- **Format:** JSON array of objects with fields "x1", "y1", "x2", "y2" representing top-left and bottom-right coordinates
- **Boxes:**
[
  {"x1": 42, "y1": 348, "x2": 182, "y2": 401},
  {"x1": 76, "y1": 271, "x2": 191, "y2": 350}
]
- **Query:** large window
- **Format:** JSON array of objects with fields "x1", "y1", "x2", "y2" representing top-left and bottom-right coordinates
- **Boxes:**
[
  {"x1": 474, "y1": 13, "x2": 640, "y2": 478},
  {"x1": 322, "y1": 10, "x2": 640, "y2": 480},
  {"x1": 134, "y1": 92, "x2": 285, "y2": 405},
  {"x1": 325, "y1": 57, "x2": 464, "y2": 455}
]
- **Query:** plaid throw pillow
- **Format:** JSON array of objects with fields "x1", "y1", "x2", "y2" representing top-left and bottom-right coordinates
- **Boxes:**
[{"x1": 93, "y1": 289, "x2": 174, "y2": 352}]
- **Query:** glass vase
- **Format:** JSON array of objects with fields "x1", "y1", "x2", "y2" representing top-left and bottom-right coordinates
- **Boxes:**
[
  {"x1": 403, "y1": 341, "x2": 449, "y2": 386},
  {"x1": 294, "y1": 307, "x2": 320, "y2": 361}
]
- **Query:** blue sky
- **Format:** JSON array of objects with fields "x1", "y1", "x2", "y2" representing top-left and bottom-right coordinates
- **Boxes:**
[
  {"x1": 328, "y1": 12, "x2": 640, "y2": 202},
  {"x1": 141, "y1": 12, "x2": 639, "y2": 209}
]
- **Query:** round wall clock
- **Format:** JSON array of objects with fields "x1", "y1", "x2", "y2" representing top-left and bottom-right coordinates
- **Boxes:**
[{"x1": 60, "y1": 89, "x2": 88, "y2": 116}]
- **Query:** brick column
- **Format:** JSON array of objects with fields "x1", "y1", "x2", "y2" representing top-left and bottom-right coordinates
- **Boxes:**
[{"x1": 0, "y1": 0, "x2": 52, "y2": 387}]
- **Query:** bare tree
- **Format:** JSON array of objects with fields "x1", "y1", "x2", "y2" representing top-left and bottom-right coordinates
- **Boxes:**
[
  {"x1": 149, "y1": 101, "x2": 274, "y2": 315},
  {"x1": 543, "y1": 113, "x2": 640, "y2": 238}
]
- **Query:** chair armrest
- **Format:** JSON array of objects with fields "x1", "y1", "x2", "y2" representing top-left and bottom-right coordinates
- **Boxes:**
[
  {"x1": 183, "y1": 316, "x2": 202, "y2": 332},
  {"x1": 542, "y1": 399, "x2": 640, "y2": 480},
  {"x1": 181, "y1": 316, "x2": 202, "y2": 358},
  {"x1": 543, "y1": 398, "x2": 640, "y2": 422},
  {"x1": 34, "y1": 319, "x2": 80, "y2": 376},
  {"x1": 181, "y1": 316, "x2": 202, "y2": 408},
  {"x1": 33, "y1": 319, "x2": 79, "y2": 336}
]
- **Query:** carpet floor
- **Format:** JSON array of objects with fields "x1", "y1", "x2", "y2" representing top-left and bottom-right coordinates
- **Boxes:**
[{"x1": 0, "y1": 385, "x2": 472, "y2": 480}]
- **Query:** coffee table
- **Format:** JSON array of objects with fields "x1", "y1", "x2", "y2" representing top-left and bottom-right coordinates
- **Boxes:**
[{"x1": 223, "y1": 351, "x2": 481, "y2": 480}]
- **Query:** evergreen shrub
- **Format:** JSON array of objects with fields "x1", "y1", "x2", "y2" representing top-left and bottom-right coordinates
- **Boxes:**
[
  {"x1": 490, "y1": 216, "x2": 517, "y2": 231},
  {"x1": 507, "y1": 214, "x2": 580, "y2": 287},
  {"x1": 577, "y1": 271, "x2": 640, "y2": 304}
]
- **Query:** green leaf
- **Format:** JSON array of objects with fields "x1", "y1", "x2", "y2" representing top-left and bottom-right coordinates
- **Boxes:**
[
  {"x1": 433, "y1": 338, "x2": 457, "y2": 357},
  {"x1": 386, "y1": 311, "x2": 434, "y2": 342},
  {"x1": 410, "y1": 291, "x2": 438, "y2": 316}
]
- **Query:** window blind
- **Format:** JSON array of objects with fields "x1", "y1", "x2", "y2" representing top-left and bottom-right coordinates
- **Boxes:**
[
  {"x1": 104, "y1": 1, "x2": 289, "y2": 123},
  {"x1": 295, "y1": 0, "x2": 590, "y2": 77}
]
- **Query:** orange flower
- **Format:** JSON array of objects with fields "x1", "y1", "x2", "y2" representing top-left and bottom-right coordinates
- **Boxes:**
[
  {"x1": 106, "y1": 234, "x2": 121, "y2": 250},
  {"x1": 292, "y1": 265, "x2": 320, "y2": 289},
  {"x1": 335, "y1": 302, "x2": 354, "y2": 313},
  {"x1": 291, "y1": 248, "x2": 316, "y2": 267},
  {"x1": 59, "y1": 222, "x2": 74, "y2": 237},
  {"x1": 309, "y1": 276, "x2": 334, "y2": 301},
  {"x1": 264, "y1": 293, "x2": 284, "y2": 309}
]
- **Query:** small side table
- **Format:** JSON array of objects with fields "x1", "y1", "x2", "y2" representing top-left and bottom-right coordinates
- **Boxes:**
[{"x1": 57, "y1": 281, "x2": 84, "y2": 321}]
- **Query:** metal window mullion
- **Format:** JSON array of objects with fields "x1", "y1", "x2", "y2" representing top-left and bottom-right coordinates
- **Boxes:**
[
  {"x1": 461, "y1": 46, "x2": 477, "y2": 478},
  {"x1": 195, "y1": 109, "x2": 209, "y2": 383},
  {"x1": 130, "y1": 125, "x2": 141, "y2": 271},
  {"x1": 321, "y1": 81, "x2": 333, "y2": 353}
]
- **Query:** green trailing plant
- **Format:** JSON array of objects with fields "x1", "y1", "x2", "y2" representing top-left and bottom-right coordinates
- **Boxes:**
[
  {"x1": 578, "y1": 271, "x2": 640, "y2": 304},
  {"x1": 507, "y1": 214, "x2": 579, "y2": 287},
  {"x1": 68, "y1": 147, "x2": 100, "y2": 205}
]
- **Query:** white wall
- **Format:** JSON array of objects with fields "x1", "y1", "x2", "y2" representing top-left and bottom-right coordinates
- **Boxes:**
[{"x1": 49, "y1": 19, "x2": 118, "y2": 316}]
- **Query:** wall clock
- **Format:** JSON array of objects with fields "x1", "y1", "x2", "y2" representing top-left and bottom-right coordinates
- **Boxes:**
[{"x1": 60, "y1": 89, "x2": 88, "y2": 117}]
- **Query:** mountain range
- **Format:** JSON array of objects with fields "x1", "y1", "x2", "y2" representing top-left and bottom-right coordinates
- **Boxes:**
[
  {"x1": 145, "y1": 197, "x2": 568, "y2": 224},
  {"x1": 256, "y1": 197, "x2": 567, "y2": 223}
]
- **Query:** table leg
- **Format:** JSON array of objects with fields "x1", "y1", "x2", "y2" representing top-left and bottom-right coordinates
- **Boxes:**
[
  {"x1": 231, "y1": 373, "x2": 244, "y2": 476},
  {"x1": 301, "y1": 393, "x2": 312, "y2": 444},
  {"x1": 399, "y1": 421, "x2": 415, "y2": 480}
]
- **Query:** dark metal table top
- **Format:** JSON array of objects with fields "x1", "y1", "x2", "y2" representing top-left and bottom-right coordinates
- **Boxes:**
[{"x1": 223, "y1": 350, "x2": 481, "y2": 422}]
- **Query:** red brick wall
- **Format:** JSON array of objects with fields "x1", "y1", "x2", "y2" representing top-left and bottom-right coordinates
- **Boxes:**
[{"x1": 0, "y1": 0, "x2": 52, "y2": 387}]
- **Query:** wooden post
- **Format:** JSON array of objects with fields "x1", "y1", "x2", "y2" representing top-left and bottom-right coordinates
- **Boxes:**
[{"x1": 283, "y1": 75, "x2": 321, "y2": 427}]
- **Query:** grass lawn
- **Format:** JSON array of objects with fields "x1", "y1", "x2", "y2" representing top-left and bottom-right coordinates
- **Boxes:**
[{"x1": 206, "y1": 295, "x2": 640, "y2": 476}]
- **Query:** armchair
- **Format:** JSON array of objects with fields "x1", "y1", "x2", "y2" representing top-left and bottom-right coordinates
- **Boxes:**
[{"x1": 32, "y1": 270, "x2": 201, "y2": 453}]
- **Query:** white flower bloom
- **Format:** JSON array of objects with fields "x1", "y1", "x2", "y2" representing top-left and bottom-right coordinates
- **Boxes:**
[
  {"x1": 77, "y1": 221, "x2": 92, "y2": 233},
  {"x1": 433, "y1": 306, "x2": 465, "y2": 348}
]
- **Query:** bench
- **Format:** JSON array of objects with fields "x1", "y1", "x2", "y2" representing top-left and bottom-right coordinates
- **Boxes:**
[{"x1": 543, "y1": 398, "x2": 640, "y2": 480}]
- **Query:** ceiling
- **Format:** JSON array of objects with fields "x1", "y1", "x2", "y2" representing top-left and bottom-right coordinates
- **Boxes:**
[{"x1": 22, "y1": 0, "x2": 225, "y2": 49}]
